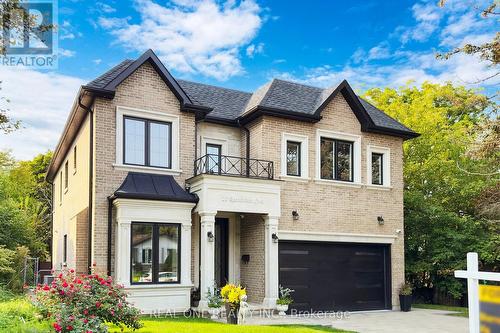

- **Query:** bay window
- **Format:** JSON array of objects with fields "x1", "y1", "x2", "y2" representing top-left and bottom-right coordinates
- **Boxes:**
[
  {"x1": 131, "y1": 223, "x2": 180, "y2": 284},
  {"x1": 320, "y1": 138, "x2": 354, "y2": 182},
  {"x1": 124, "y1": 117, "x2": 172, "y2": 168}
]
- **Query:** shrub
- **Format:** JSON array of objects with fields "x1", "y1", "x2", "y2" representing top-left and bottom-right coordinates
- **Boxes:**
[
  {"x1": 205, "y1": 285, "x2": 223, "y2": 308},
  {"x1": 34, "y1": 268, "x2": 142, "y2": 332},
  {"x1": 399, "y1": 282, "x2": 413, "y2": 296}
]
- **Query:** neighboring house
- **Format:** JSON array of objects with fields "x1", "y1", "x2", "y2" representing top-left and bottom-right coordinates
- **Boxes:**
[{"x1": 46, "y1": 50, "x2": 419, "y2": 314}]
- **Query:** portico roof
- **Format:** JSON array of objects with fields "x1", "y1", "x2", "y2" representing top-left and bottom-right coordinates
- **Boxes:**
[{"x1": 112, "y1": 172, "x2": 198, "y2": 203}]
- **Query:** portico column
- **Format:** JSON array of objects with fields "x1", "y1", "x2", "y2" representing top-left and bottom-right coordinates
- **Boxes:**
[
  {"x1": 181, "y1": 223, "x2": 192, "y2": 286},
  {"x1": 114, "y1": 218, "x2": 131, "y2": 287},
  {"x1": 263, "y1": 215, "x2": 279, "y2": 308},
  {"x1": 198, "y1": 211, "x2": 216, "y2": 309}
]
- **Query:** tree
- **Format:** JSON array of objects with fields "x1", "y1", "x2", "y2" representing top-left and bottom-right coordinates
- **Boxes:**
[
  {"x1": 436, "y1": 1, "x2": 499, "y2": 83},
  {"x1": 364, "y1": 82, "x2": 499, "y2": 301}
]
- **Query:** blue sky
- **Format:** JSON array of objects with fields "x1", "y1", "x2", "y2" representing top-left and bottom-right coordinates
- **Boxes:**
[{"x1": 0, "y1": 0, "x2": 498, "y2": 159}]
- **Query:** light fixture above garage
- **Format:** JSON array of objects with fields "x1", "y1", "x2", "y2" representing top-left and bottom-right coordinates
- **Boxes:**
[
  {"x1": 272, "y1": 233, "x2": 279, "y2": 243},
  {"x1": 207, "y1": 231, "x2": 214, "y2": 242},
  {"x1": 377, "y1": 216, "x2": 384, "y2": 225},
  {"x1": 292, "y1": 210, "x2": 299, "y2": 220}
]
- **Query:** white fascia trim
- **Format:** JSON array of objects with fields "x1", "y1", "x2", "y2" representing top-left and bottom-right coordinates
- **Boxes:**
[
  {"x1": 280, "y1": 132, "x2": 309, "y2": 180},
  {"x1": 115, "y1": 106, "x2": 180, "y2": 171},
  {"x1": 366, "y1": 145, "x2": 391, "y2": 187},
  {"x1": 315, "y1": 129, "x2": 362, "y2": 183},
  {"x1": 278, "y1": 230, "x2": 397, "y2": 244}
]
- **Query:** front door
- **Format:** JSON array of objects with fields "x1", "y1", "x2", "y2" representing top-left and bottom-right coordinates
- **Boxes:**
[{"x1": 214, "y1": 218, "x2": 229, "y2": 287}]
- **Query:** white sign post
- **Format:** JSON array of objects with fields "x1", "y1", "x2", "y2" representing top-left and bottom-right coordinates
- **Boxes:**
[{"x1": 454, "y1": 252, "x2": 500, "y2": 333}]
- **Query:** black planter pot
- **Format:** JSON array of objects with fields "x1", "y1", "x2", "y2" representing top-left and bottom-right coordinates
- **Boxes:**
[
  {"x1": 225, "y1": 303, "x2": 239, "y2": 324},
  {"x1": 399, "y1": 294, "x2": 412, "y2": 312}
]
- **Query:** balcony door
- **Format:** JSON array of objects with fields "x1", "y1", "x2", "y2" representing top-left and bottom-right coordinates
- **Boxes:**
[{"x1": 206, "y1": 143, "x2": 222, "y2": 174}]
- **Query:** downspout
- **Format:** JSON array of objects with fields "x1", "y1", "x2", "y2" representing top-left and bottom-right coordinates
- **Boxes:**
[
  {"x1": 237, "y1": 119, "x2": 250, "y2": 176},
  {"x1": 78, "y1": 92, "x2": 94, "y2": 274},
  {"x1": 106, "y1": 196, "x2": 113, "y2": 276},
  {"x1": 47, "y1": 180, "x2": 54, "y2": 268}
]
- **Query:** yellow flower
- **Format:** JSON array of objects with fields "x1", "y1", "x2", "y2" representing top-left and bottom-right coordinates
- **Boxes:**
[{"x1": 220, "y1": 283, "x2": 246, "y2": 305}]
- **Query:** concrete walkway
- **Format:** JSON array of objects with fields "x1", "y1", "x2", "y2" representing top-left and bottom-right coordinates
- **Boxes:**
[{"x1": 239, "y1": 308, "x2": 468, "y2": 333}]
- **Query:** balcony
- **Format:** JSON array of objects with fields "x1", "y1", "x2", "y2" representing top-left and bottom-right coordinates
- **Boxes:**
[{"x1": 194, "y1": 154, "x2": 274, "y2": 180}]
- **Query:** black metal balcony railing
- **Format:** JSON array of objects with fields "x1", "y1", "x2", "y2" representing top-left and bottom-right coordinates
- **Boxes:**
[{"x1": 194, "y1": 154, "x2": 274, "y2": 180}]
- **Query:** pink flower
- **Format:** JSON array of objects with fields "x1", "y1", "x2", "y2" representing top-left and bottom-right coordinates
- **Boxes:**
[
  {"x1": 43, "y1": 285, "x2": 50, "y2": 291},
  {"x1": 53, "y1": 323, "x2": 62, "y2": 332},
  {"x1": 66, "y1": 325, "x2": 73, "y2": 331},
  {"x1": 95, "y1": 301, "x2": 101, "y2": 308},
  {"x1": 70, "y1": 269, "x2": 75, "y2": 273},
  {"x1": 62, "y1": 282, "x2": 68, "y2": 288}
]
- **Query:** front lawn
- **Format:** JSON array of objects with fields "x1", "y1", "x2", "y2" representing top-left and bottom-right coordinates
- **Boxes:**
[
  {"x1": 109, "y1": 316, "x2": 352, "y2": 333},
  {"x1": 0, "y1": 289, "x2": 353, "y2": 333},
  {"x1": 413, "y1": 303, "x2": 468, "y2": 317}
]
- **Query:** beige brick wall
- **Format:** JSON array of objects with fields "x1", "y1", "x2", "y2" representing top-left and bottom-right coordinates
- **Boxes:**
[
  {"x1": 247, "y1": 93, "x2": 405, "y2": 307},
  {"x1": 92, "y1": 62, "x2": 196, "y2": 274},
  {"x1": 75, "y1": 208, "x2": 89, "y2": 274},
  {"x1": 239, "y1": 214, "x2": 265, "y2": 303},
  {"x1": 52, "y1": 115, "x2": 90, "y2": 271}
]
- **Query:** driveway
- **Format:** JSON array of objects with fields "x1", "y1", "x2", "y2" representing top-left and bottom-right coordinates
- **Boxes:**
[{"x1": 241, "y1": 309, "x2": 468, "y2": 333}]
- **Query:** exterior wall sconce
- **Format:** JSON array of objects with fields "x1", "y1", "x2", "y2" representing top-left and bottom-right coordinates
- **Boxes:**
[
  {"x1": 272, "y1": 233, "x2": 279, "y2": 243},
  {"x1": 292, "y1": 210, "x2": 299, "y2": 221},
  {"x1": 207, "y1": 231, "x2": 214, "y2": 242},
  {"x1": 377, "y1": 216, "x2": 384, "y2": 225}
]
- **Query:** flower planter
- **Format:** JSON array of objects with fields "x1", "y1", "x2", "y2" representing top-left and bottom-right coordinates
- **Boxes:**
[
  {"x1": 208, "y1": 307, "x2": 221, "y2": 319},
  {"x1": 399, "y1": 295, "x2": 412, "y2": 312},
  {"x1": 225, "y1": 303, "x2": 239, "y2": 324},
  {"x1": 276, "y1": 304, "x2": 289, "y2": 316}
]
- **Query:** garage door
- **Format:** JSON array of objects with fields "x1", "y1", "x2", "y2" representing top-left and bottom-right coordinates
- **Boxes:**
[{"x1": 279, "y1": 241, "x2": 391, "y2": 312}]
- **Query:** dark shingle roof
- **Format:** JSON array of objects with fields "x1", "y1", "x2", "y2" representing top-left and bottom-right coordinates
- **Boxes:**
[
  {"x1": 259, "y1": 79, "x2": 324, "y2": 115},
  {"x1": 86, "y1": 60, "x2": 134, "y2": 89},
  {"x1": 113, "y1": 172, "x2": 198, "y2": 203},
  {"x1": 84, "y1": 55, "x2": 417, "y2": 137},
  {"x1": 358, "y1": 98, "x2": 414, "y2": 132},
  {"x1": 177, "y1": 80, "x2": 252, "y2": 120}
]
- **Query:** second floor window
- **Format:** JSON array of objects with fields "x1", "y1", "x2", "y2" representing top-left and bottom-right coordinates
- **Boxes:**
[
  {"x1": 286, "y1": 141, "x2": 301, "y2": 176},
  {"x1": 371, "y1": 153, "x2": 384, "y2": 185},
  {"x1": 64, "y1": 161, "x2": 69, "y2": 190},
  {"x1": 124, "y1": 117, "x2": 172, "y2": 168},
  {"x1": 206, "y1": 144, "x2": 221, "y2": 174},
  {"x1": 320, "y1": 138, "x2": 353, "y2": 182}
]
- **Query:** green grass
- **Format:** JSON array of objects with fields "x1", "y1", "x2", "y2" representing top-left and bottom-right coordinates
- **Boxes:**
[
  {"x1": 108, "y1": 316, "x2": 353, "y2": 333},
  {"x1": 0, "y1": 288, "x2": 51, "y2": 332},
  {"x1": 413, "y1": 303, "x2": 469, "y2": 317}
]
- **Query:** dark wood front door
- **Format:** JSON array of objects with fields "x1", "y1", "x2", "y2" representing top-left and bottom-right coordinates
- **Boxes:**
[
  {"x1": 279, "y1": 241, "x2": 392, "y2": 312},
  {"x1": 214, "y1": 218, "x2": 229, "y2": 287}
]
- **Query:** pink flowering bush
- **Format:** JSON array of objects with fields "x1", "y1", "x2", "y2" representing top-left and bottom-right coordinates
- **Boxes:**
[{"x1": 34, "y1": 268, "x2": 142, "y2": 333}]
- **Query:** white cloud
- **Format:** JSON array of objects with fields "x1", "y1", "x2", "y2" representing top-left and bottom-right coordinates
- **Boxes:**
[
  {"x1": 93, "y1": 59, "x2": 102, "y2": 65},
  {"x1": 367, "y1": 43, "x2": 391, "y2": 60},
  {"x1": 398, "y1": 2, "x2": 442, "y2": 44},
  {"x1": 98, "y1": 0, "x2": 263, "y2": 80},
  {"x1": 96, "y1": 2, "x2": 117, "y2": 14},
  {"x1": 59, "y1": 48, "x2": 76, "y2": 57},
  {"x1": 0, "y1": 67, "x2": 84, "y2": 160},
  {"x1": 246, "y1": 42, "x2": 264, "y2": 58},
  {"x1": 61, "y1": 33, "x2": 75, "y2": 40}
]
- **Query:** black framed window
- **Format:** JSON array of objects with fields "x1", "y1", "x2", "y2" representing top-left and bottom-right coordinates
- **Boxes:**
[
  {"x1": 206, "y1": 143, "x2": 222, "y2": 174},
  {"x1": 63, "y1": 234, "x2": 67, "y2": 263},
  {"x1": 286, "y1": 141, "x2": 301, "y2": 176},
  {"x1": 124, "y1": 117, "x2": 172, "y2": 168},
  {"x1": 73, "y1": 146, "x2": 77, "y2": 173},
  {"x1": 64, "y1": 161, "x2": 69, "y2": 189},
  {"x1": 371, "y1": 153, "x2": 383, "y2": 185},
  {"x1": 131, "y1": 222, "x2": 180, "y2": 284},
  {"x1": 320, "y1": 138, "x2": 354, "y2": 182}
]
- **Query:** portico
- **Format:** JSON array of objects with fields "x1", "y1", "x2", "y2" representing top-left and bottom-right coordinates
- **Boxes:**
[{"x1": 187, "y1": 174, "x2": 281, "y2": 309}]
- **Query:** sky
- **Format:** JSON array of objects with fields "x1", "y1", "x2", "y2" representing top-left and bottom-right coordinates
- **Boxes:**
[{"x1": 0, "y1": 0, "x2": 498, "y2": 159}]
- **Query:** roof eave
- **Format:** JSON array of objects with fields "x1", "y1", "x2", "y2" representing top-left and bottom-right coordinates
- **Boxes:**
[{"x1": 239, "y1": 105, "x2": 321, "y2": 125}]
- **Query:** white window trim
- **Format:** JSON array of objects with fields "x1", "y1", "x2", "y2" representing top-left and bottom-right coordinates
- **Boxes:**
[
  {"x1": 315, "y1": 129, "x2": 361, "y2": 185},
  {"x1": 201, "y1": 137, "x2": 228, "y2": 156},
  {"x1": 366, "y1": 145, "x2": 391, "y2": 189},
  {"x1": 280, "y1": 133, "x2": 309, "y2": 180},
  {"x1": 114, "y1": 106, "x2": 181, "y2": 175}
]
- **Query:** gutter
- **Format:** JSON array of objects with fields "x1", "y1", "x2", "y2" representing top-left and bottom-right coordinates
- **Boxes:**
[
  {"x1": 107, "y1": 196, "x2": 113, "y2": 276},
  {"x1": 78, "y1": 92, "x2": 95, "y2": 274}
]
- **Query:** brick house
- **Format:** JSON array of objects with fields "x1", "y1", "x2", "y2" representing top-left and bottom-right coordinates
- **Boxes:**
[{"x1": 46, "y1": 50, "x2": 418, "y2": 313}]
